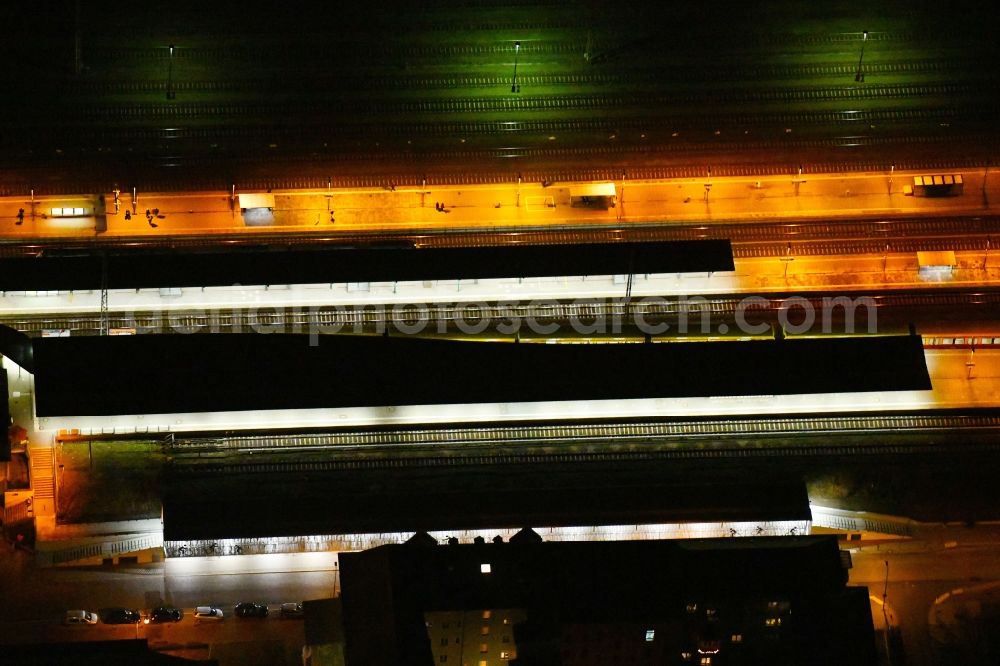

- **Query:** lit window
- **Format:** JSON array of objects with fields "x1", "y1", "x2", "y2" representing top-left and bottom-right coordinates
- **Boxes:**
[
  {"x1": 765, "y1": 617, "x2": 782, "y2": 627},
  {"x1": 500, "y1": 651, "x2": 512, "y2": 660},
  {"x1": 681, "y1": 652, "x2": 693, "y2": 661},
  {"x1": 686, "y1": 603, "x2": 698, "y2": 613},
  {"x1": 480, "y1": 643, "x2": 488, "y2": 653},
  {"x1": 503, "y1": 618, "x2": 510, "y2": 625},
  {"x1": 645, "y1": 629, "x2": 655, "y2": 642},
  {"x1": 479, "y1": 661, "x2": 488, "y2": 666},
  {"x1": 481, "y1": 626, "x2": 490, "y2": 635},
  {"x1": 705, "y1": 608, "x2": 717, "y2": 618},
  {"x1": 731, "y1": 634, "x2": 743, "y2": 643},
  {"x1": 768, "y1": 601, "x2": 779, "y2": 609},
  {"x1": 481, "y1": 563, "x2": 492, "y2": 574},
  {"x1": 482, "y1": 610, "x2": 492, "y2": 620},
  {"x1": 700, "y1": 657, "x2": 712, "y2": 666}
]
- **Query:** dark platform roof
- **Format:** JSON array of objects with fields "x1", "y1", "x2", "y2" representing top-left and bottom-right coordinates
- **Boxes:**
[
  {"x1": 0, "y1": 324, "x2": 33, "y2": 372},
  {"x1": 1, "y1": 368, "x2": 9, "y2": 461},
  {"x1": 0, "y1": 240, "x2": 733, "y2": 291},
  {"x1": 32, "y1": 333, "x2": 931, "y2": 417},
  {"x1": 163, "y1": 480, "x2": 810, "y2": 541}
]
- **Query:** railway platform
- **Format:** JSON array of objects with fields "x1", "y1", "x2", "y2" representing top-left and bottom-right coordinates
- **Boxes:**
[{"x1": 0, "y1": 166, "x2": 996, "y2": 240}]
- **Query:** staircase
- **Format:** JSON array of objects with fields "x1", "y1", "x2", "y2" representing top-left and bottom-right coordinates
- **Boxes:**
[{"x1": 28, "y1": 446, "x2": 55, "y2": 515}]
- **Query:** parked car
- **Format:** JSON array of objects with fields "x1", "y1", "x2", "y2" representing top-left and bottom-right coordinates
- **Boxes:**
[
  {"x1": 235, "y1": 602, "x2": 269, "y2": 618},
  {"x1": 279, "y1": 602, "x2": 303, "y2": 619},
  {"x1": 64, "y1": 610, "x2": 98, "y2": 625},
  {"x1": 150, "y1": 606, "x2": 183, "y2": 623},
  {"x1": 103, "y1": 608, "x2": 141, "y2": 624},
  {"x1": 193, "y1": 606, "x2": 224, "y2": 621}
]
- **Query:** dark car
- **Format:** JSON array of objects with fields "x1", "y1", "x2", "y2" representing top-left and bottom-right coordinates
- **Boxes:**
[
  {"x1": 235, "y1": 602, "x2": 269, "y2": 618},
  {"x1": 150, "y1": 607, "x2": 183, "y2": 623},
  {"x1": 103, "y1": 608, "x2": 141, "y2": 624}
]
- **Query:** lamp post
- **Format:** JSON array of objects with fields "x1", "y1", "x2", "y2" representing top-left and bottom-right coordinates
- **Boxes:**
[
  {"x1": 882, "y1": 561, "x2": 892, "y2": 665},
  {"x1": 166, "y1": 44, "x2": 175, "y2": 99},
  {"x1": 854, "y1": 31, "x2": 868, "y2": 82},
  {"x1": 782, "y1": 242, "x2": 794, "y2": 279},
  {"x1": 511, "y1": 41, "x2": 521, "y2": 93}
]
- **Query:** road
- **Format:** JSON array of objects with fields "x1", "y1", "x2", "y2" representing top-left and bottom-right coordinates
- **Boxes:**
[
  {"x1": 0, "y1": 546, "x2": 329, "y2": 663},
  {"x1": 851, "y1": 525, "x2": 1000, "y2": 666},
  {"x1": 3, "y1": 532, "x2": 1000, "y2": 666}
]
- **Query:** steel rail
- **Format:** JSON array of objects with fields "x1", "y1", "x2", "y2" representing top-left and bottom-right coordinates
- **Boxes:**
[{"x1": 163, "y1": 412, "x2": 1000, "y2": 473}]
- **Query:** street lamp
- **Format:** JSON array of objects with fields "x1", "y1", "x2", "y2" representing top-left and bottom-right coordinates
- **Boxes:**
[
  {"x1": 166, "y1": 44, "x2": 176, "y2": 99},
  {"x1": 511, "y1": 41, "x2": 521, "y2": 93},
  {"x1": 882, "y1": 561, "x2": 892, "y2": 665},
  {"x1": 854, "y1": 31, "x2": 868, "y2": 82}
]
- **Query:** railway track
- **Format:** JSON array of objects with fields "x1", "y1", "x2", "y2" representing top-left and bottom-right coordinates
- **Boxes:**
[
  {"x1": 19, "y1": 113, "x2": 978, "y2": 146},
  {"x1": 5, "y1": 288, "x2": 998, "y2": 338},
  {"x1": 3, "y1": 145, "x2": 995, "y2": 199},
  {"x1": 54, "y1": 60, "x2": 992, "y2": 95},
  {"x1": 77, "y1": 30, "x2": 921, "y2": 65},
  {"x1": 42, "y1": 85, "x2": 991, "y2": 123},
  {"x1": 164, "y1": 412, "x2": 1000, "y2": 474}
]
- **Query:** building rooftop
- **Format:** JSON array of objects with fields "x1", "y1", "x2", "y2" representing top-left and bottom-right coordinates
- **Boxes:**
[{"x1": 338, "y1": 535, "x2": 876, "y2": 666}]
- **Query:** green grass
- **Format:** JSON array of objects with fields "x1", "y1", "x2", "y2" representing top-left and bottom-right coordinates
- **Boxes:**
[{"x1": 57, "y1": 441, "x2": 166, "y2": 523}]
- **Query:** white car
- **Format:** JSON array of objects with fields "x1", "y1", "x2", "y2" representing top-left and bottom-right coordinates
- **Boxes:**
[
  {"x1": 65, "y1": 610, "x2": 98, "y2": 625},
  {"x1": 193, "y1": 606, "x2": 224, "y2": 621}
]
